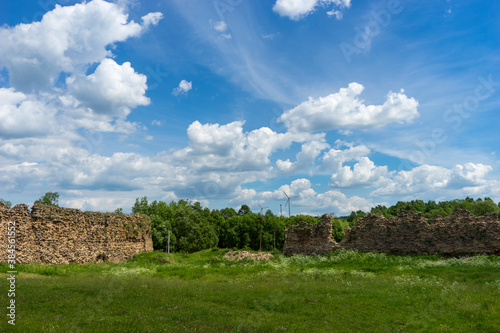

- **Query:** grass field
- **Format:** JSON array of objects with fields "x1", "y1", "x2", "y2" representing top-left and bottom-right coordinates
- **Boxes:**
[{"x1": 1, "y1": 249, "x2": 500, "y2": 332}]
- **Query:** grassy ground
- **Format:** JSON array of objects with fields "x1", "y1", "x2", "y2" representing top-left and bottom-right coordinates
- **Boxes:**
[{"x1": 1, "y1": 249, "x2": 500, "y2": 332}]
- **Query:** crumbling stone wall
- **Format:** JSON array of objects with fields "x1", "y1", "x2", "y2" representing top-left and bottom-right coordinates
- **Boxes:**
[
  {"x1": 0, "y1": 203, "x2": 153, "y2": 264},
  {"x1": 341, "y1": 209, "x2": 500, "y2": 255},
  {"x1": 283, "y1": 214, "x2": 339, "y2": 255}
]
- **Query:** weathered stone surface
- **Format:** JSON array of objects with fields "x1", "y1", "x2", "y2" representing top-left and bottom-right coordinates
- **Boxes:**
[
  {"x1": 341, "y1": 209, "x2": 500, "y2": 255},
  {"x1": 0, "y1": 203, "x2": 153, "y2": 264},
  {"x1": 283, "y1": 214, "x2": 339, "y2": 255}
]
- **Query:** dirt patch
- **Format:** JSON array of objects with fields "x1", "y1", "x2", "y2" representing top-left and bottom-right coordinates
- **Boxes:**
[{"x1": 224, "y1": 251, "x2": 274, "y2": 261}]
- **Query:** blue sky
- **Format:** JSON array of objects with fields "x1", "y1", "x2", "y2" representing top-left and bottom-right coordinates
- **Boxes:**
[{"x1": 0, "y1": 0, "x2": 499, "y2": 215}]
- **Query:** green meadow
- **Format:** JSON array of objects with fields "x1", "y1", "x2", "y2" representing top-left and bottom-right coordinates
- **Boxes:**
[{"x1": 2, "y1": 249, "x2": 500, "y2": 332}]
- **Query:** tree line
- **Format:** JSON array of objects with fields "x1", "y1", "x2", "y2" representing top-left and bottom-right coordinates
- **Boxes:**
[
  {"x1": 132, "y1": 196, "x2": 500, "y2": 253},
  {"x1": 345, "y1": 197, "x2": 500, "y2": 224},
  {"x1": 130, "y1": 197, "x2": 347, "y2": 253}
]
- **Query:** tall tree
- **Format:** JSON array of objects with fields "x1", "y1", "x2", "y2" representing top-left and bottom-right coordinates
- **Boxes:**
[
  {"x1": 238, "y1": 204, "x2": 251, "y2": 215},
  {"x1": 34, "y1": 192, "x2": 59, "y2": 206}
]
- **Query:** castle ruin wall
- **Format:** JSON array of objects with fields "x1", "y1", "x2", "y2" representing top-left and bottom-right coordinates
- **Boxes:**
[
  {"x1": 283, "y1": 214, "x2": 339, "y2": 255},
  {"x1": 0, "y1": 203, "x2": 153, "y2": 264},
  {"x1": 341, "y1": 209, "x2": 500, "y2": 255}
]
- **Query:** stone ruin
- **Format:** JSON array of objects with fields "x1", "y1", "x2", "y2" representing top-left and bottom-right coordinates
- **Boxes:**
[
  {"x1": 0, "y1": 203, "x2": 153, "y2": 264},
  {"x1": 284, "y1": 210, "x2": 500, "y2": 256},
  {"x1": 341, "y1": 209, "x2": 500, "y2": 255},
  {"x1": 283, "y1": 214, "x2": 339, "y2": 255}
]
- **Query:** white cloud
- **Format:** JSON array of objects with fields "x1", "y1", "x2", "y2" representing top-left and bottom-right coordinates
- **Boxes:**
[
  {"x1": 326, "y1": 9, "x2": 343, "y2": 19},
  {"x1": 172, "y1": 79, "x2": 193, "y2": 96},
  {"x1": 0, "y1": 0, "x2": 162, "y2": 91},
  {"x1": 276, "y1": 138, "x2": 329, "y2": 173},
  {"x1": 320, "y1": 144, "x2": 371, "y2": 171},
  {"x1": 449, "y1": 163, "x2": 492, "y2": 188},
  {"x1": 67, "y1": 59, "x2": 150, "y2": 116},
  {"x1": 0, "y1": 88, "x2": 58, "y2": 139},
  {"x1": 213, "y1": 21, "x2": 228, "y2": 32},
  {"x1": 273, "y1": 0, "x2": 351, "y2": 21},
  {"x1": 372, "y1": 163, "x2": 492, "y2": 197},
  {"x1": 315, "y1": 190, "x2": 378, "y2": 214},
  {"x1": 209, "y1": 20, "x2": 232, "y2": 39},
  {"x1": 330, "y1": 157, "x2": 389, "y2": 188},
  {"x1": 261, "y1": 178, "x2": 316, "y2": 200},
  {"x1": 151, "y1": 119, "x2": 163, "y2": 126},
  {"x1": 141, "y1": 12, "x2": 164, "y2": 27},
  {"x1": 172, "y1": 120, "x2": 319, "y2": 173},
  {"x1": 278, "y1": 83, "x2": 419, "y2": 132},
  {"x1": 63, "y1": 196, "x2": 138, "y2": 212},
  {"x1": 259, "y1": 178, "x2": 381, "y2": 215},
  {"x1": 229, "y1": 187, "x2": 258, "y2": 205}
]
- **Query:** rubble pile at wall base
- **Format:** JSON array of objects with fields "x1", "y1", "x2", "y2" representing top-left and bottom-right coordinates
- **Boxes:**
[
  {"x1": 0, "y1": 203, "x2": 153, "y2": 264},
  {"x1": 341, "y1": 209, "x2": 500, "y2": 255},
  {"x1": 283, "y1": 214, "x2": 339, "y2": 255}
]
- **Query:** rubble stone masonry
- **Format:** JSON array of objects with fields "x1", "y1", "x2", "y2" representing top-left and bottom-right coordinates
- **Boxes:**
[
  {"x1": 341, "y1": 209, "x2": 500, "y2": 255},
  {"x1": 283, "y1": 214, "x2": 339, "y2": 255},
  {"x1": 0, "y1": 203, "x2": 153, "y2": 264}
]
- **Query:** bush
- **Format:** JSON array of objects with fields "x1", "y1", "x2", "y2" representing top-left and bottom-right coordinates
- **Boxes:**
[
  {"x1": 332, "y1": 219, "x2": 349, "y2": 242},
  {"x1": 270, "y1": 248, "x2": 281, "y2": 256}
]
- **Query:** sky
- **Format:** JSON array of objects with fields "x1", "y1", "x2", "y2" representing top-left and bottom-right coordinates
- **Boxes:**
[{"x1": 0, "y1": 0, "x2": 499, "y2": 216}]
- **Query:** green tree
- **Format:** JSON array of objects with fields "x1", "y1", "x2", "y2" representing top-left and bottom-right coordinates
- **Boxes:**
[
  {"x1": 34, "y1": 192, "x2": 59, "y2": 206},
  {"x1": 471, "y1": 198, "x2": 499, "y2": 216},
  {"x1": 114, "y1": 208, "x2": 123, "y2": 214},
  {"x1": 132, "y1": 196, "x2": 149, "y2": 215},
  {"x1": 238, "y1": 204, "x2": 251, "y2": 215},
  {"x1": 150, "y1": 215, "x2": 176, "y2": 252},
  {"x1": 178, "y1": 222, "x2": 218, "y2": 253},
  {"x1": 346, "y1": 211, "x2": 357, "y2": 223},
  {"x1": 370, "y1": 205, "x2": 389, "y2": 217},
  {"x1": 332, "y1": 219, "x2": 349, "y2": 242},
  {"x1": 220, "y1": 207, "x2": 237, "y2": 219},
  {"x1": 0, "y1": 199, "x2": 12, "y2": 207}
]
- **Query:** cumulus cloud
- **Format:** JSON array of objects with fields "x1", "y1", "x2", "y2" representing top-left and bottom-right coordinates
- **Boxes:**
[
  {"x1": 261, "y1": 178, "x2": 315, "y2": 200},
  {"x1": 320, "y1": 144, "x2": 371, "y2": 171},
  {"x1": 0, "y1": 88, "x2": 58, "y2": 138},
  {"x1": 273, "y1": 0, "x2": 351, "y2": 20},
  {"x1": 449, "y1": 163, "x2": 492, "y2": 188},
  {"x1": 276, "y1": 138, "x2": 329, "y2": 173},
  {"x1": 259, "y1": 178, "x2": 381, "y2": 215},
  {"x1": 317, "y1": 144, "x2": 389, "y2": 188},
  {"x1": 67, "y1": 59, "x2": 150, "y2": 116},
  {"x1": 0, "y1": 0, "x2": 162, "y2": 91},
  {"x1": 372, "y1": 163, "x2": 492, "y2": 197},
  {"x1": 315, "y1": 190, "x2": 379, "y2": 214},
  {"x1": 172, "y1": 120, "x2": 319, "y2": 173},
  {"x1": 330, "y1": 157, "x2": 389, "y2": 188},
  {"x1": 278, "y1": 82, "x2": 419, "y2": 132},
  {"x1": 63, "y1": 196, "x2": 138, "y2": 212},
  {"x1": 229, "y1": 187, "x2": 258, "y2": 205},
  {"x1": 172, "y1": 80, "x2": 193, "y2": 96}
]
